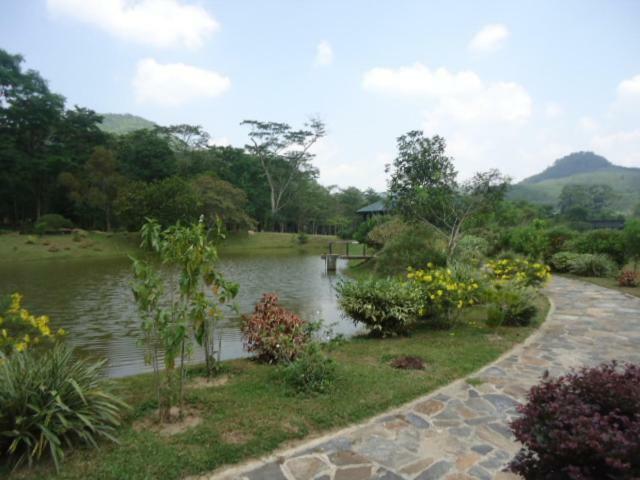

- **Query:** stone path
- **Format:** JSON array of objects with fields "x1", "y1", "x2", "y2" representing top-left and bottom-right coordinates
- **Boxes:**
[{"x1": 208, "y1": 277, "x2": 640, "y2": 480}]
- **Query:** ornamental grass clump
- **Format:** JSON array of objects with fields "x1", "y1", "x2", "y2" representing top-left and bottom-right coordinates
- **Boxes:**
[
  {"x1": 241, "y1": 293, "x2": 310, "y2": 363},
  {"x1": 407, "y1": 265, "x2": 481, "y2": 323},
  {"x1": 486, "y1": 281, "x2": 538, "y2": 327},
  {"x1": 509, "y1": 362, "x2": 640, "y2": 480},
  {"x1": 0, "y1": 344, "x2": 127, "y2": 471},
  {"x1": 281, "y1": 342, "x2": 337, "y2": 395},
  {"x1": 485, "y1": 258, "x2": 550, "y2": 287}
]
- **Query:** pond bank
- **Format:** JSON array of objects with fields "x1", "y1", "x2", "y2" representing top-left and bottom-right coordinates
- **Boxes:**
[{"x1": 7, "y1": 295, "x2": 549, "y2": 480}]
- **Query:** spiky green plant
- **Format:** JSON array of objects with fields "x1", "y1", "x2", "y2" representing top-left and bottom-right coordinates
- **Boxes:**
[{"x1": 0, "y1": 344, "x2": 127, "y2": 471}]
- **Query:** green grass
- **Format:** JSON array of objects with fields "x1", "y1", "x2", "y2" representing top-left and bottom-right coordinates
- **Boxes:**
[
  {"x1": 0, "y1": 231, "x2": 341, "y2": 262},
  {"x1": 6, "y1": 296, "x2": 549, "y2": 480},
  {"x1": 0, "y1": 231, "x2": 139, "y2": 262},
  {"x1": 219, "y1": 232, "x2": 338, "y2": 255}
]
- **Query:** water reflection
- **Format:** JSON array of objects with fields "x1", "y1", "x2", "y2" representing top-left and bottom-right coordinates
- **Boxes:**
[{"x1": 0, "y1": 253, "x2": 356, "y2": 377}]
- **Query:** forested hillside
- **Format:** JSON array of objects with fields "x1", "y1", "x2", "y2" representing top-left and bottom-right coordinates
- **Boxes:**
[
  {"x1": 509, "y1": 152, "x2": 640, "y2": 213},
  {"x1": 0, "y1": 48, "x2": 380, "y2": 234}
]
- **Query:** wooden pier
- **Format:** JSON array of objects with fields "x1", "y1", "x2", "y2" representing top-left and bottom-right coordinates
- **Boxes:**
[{"x1": 321, "y1": 241, "x2": 373, "y2": 271}]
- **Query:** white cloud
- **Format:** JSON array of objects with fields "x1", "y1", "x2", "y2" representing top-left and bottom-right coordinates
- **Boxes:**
[
  {"x1": 591, "y1": 129, "x2": 640, "y2": 167},
  {"x1": 468, "y1": 24, "x2": 510, "y2": 53},
  {"x1": 133, "y1": 59, "x2": 230, "y2": 107},
  {"x1": 544, "y1": 102, "x2": 564, "y2": 118},
  {"x1": 618, "y1": 74, "x2": 640, "y2": 98},
  {"x1": 314, "y1": 40, "x2": 333, "y2": 67},
  {"x1": 363, "y1": 63, "x2": 532, "y2": 124},
  {"x1": 578, "y1": 116, "x2": 598, "y2": 132},
  {"x1": 47, "y1": 0, "x2": 218, "y2": 49},
  {"x1": 208, "y1": 137, "x2": 231, "y2": 147}
]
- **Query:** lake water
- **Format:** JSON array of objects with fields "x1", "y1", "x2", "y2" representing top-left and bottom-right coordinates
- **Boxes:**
[{"x1": 0, "y1": 253, "x2": 358, "y2": 377}]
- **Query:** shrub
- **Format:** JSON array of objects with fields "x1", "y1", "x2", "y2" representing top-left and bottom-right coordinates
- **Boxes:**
[
  {"x1": 353, "y1": 216, "x2": 387, "y2": 244},
  {"x1": 0, "y1": 293, "x2": 65, "y2": 360},
  {"x1": 567, "y1": 253, "x2": 617, "y2": 277},
  {"x1": 550, "y1": 251, "x2": 580, "y2": 273},
  {"x1": 453, "y1": 235, "x2": 489, "y2": 266},
  {"x1": 281, "y1": 343, "x2": 337, "y2": 395},
  {"x1": 485, "y1": 258, "x2": 551, "y2": 287},
  {"x1": 506, "y1": 224, "x2": 549, "y2": 260},
  {"x1": 567, "y1": 229, "x2": 626, "y2": 266},
  {"x1": 374, "y1": 228, "x2": 447, "y2": 276},
  {"x1": 33, "y1": 214, "x2": 73, "y2": 235},
  {"x1": 337, "y1": 278, "x2": 421, "y2": 337},
  {"x1": 487, "y1": 282, "x2": 538, "y2": 327},
  {"x1": 0, "y1": 344, "x2": 127, "y2": 470},
  {"x1": 623, "y1": 219, "x2": 640, "y2": 270},
  {"x1": 544, "y1": 226, "x2": 577, "y2": 259},
  {"x1": 296, "y1": 231, "x2": 308, "y2": 245},
  {"x1": 366, "y1": 216, "x2": 409, "y2": 248},
  {"x1": 407, "y1": 266, "x2": 481, "y2": 322},
  {"x1": 241, "y1": 293, "x2": 310, "y2": 363},
  {"x1": 618, "y1": 270, "x2": 640, "y2": 287},
  {"x1": 509, "y1": 362, "x2": 640, "y2": 480}
]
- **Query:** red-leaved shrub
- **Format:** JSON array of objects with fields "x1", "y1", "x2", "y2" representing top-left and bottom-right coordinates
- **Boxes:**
[
  {"x1": 509, "y1": 362, "x2": 640, "y2": 479},
  {"x1": 618, "y1": 270, "x2": 640, "y2": 287},
  {"x1": 241, "y1": 293, "x2": 309, "y2": 364}
]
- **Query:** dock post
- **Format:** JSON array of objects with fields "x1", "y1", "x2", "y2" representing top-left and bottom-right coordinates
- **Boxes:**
[{"x1": 325, "y1": 254, "x2": 339, "y2": 272}]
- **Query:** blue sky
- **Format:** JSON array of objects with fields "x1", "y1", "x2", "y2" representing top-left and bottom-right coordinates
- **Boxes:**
[{"x1": 2, "y1": 0, "x2": 639, "y2": 190}]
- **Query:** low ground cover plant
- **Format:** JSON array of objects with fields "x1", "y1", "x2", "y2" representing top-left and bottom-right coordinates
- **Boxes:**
[
  {"x1": 280, "y1": 342, "x2": 337, "y2": 395},
  {"x1": 618, "y1": 270, "x2": 640, "y2": 287},
  {"x1": 241, "y1": 293, "x2": 310, "y2": 363},
  {"x1": 509, "y1": 362, "x2": 640, "y2": 479},
  {"x1": 336, "y1": 278, "x2": 421, "y2": 337},
  {"x1": 0, "y1": 344, "x2": 127, "y2": 471}
]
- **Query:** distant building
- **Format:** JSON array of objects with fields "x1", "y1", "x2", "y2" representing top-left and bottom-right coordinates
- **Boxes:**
[
  {"x1": 357, "y1": 200, "x2": 389, "y2": 219},
  {"x1": 588, "y1": 219, "x2": 625, "y2": 230}
]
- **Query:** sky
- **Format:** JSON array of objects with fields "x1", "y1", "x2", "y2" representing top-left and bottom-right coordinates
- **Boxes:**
[{"x1": 1, "y1": 0, "x2": 639, "y2": 191}]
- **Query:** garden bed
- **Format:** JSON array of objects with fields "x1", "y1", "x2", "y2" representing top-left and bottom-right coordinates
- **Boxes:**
[{"x1": 6, "y1": 296, "x2": 549, "y2": 480}]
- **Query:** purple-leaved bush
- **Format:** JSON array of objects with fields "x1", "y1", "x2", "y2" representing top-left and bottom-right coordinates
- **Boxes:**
[{"x1": 509, "y1": 362, "x2": 640, "y2": 479}]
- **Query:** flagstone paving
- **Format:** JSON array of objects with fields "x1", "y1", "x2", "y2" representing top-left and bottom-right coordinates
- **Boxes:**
[{"x1": 204, "y1": 276, "x2": 640, "y2": 480}]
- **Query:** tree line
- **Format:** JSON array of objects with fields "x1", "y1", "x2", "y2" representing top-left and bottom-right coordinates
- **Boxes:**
[{"x1": 0, "y1": 48, "x2": 380, "y2": 234}]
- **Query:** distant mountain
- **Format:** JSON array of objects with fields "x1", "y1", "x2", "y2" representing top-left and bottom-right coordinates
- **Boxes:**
[
  {"x1": 99, "y1": 113, "x2": 156, "y2": 135},
  {"x1": 509, "y1": 152, "x2": 640, "y2": 213}
]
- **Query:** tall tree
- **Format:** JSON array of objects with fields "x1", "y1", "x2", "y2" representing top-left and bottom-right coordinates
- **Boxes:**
[
  {"x1": 388, "y1": 130, "x2": 509, "y2": 259},
  {"x1": 241, "y1": 118, "x2": 325, "y2": 222},
  {"x1": 117, "y1": 129, "x2": 176, "y2": 182}
]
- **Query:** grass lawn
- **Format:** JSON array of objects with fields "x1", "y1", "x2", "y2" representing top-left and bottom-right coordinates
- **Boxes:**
[
  {"x1": 0, "y1": 231, "x2": 341, "y2": 262},
  {"x1": 6, "y1": 296, "x2": 549, "y2": 480},
  {"x1": 0, "y1": 231, "x2": 139, "y2": 262}
]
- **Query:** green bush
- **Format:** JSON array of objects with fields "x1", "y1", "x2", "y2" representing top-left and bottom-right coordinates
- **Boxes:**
[
  {"x1": 374, "y1": 228, "x2": 447, "y2": 276},
  {"x1": 550, "y1": 251, "x2": 580, "y2": 273},
  {"x1": 506, "y1": 224, "x2": 549, "y2": 260},
  {"x1": 33, "y1": 214, "x2": 73, "y2": 235},
  {"x1": 487, "y1": 282, "x2": 538, "y2": 327},
  {"x1": 567, "y1": 253, "x2": 617, "y2": 277},
  {"x1": 337, "y1": 278, "x2": 421, "y2": 337},
  {"x1": 366, "y1": 216, "x2": 409, "y2": 248},
  {"x1": 567, "y1": 229, "x2": 626, "y2": 266},
  {"x1": 353, "y1": 216, "x2": 387, "y2": 244},
  {"x1": 453, "y1": 235, "x2": 490, "y2": 266},
  {"x1": 0, "y1": 344, "x2": 127, "y2": 470},
  {"x1": 544, "y1": 226, "x2": 577, "y2": 259},
  {"x1": 296, "y1": 231, "x2": 308, "y2": 245},
  {"x1": 281, "y1": 343, "x2": 337, "y2": 395}
]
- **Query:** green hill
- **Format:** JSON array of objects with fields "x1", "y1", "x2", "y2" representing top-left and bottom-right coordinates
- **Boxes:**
[
  {"x1": 99, "y1": 113, "x2": 156, "y2": 135},
  {"x1": 508, "y1": 152, "x2": 640, "y2": 213}
]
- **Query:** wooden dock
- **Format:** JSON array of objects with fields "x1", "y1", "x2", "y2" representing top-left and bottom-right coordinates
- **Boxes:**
[{"x1": 321, "y1": 241, "x2": 373, "y2": 270}]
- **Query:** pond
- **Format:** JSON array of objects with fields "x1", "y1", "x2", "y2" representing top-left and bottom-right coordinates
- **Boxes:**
[{"x1": 0, "y1": 253, "x2": 358, "y2": 377}]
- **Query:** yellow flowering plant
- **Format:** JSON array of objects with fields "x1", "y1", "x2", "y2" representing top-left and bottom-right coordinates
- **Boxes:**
[
  {"x1": 485, "y1": 258, "x2": 551, "y2": 287},
  {"x1": 0, "y1": 293, "x2": 65, "y2": 360},
  {"x1": 407, "y1": 264, "x2": 481, "y2": 323}
]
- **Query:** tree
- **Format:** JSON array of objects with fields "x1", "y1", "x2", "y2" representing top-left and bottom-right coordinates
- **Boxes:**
[
  {"x1": 241, "y1": 118, "x2": 325, "y2": 222},
  {"x1": 59, "y1": 147, "x2": 123, "y2": 230},
  {"x1": 117, "y1": 129, "x2": 176, "y2": 182},
  {"x1": 623, "y1": 219, "x2": 640, "y2": 271},
  {"x1": 190, "y1": 174, "x2": 256, "y2": 231},
  {"x1": 388, "y1": 131, "x2": 509, "y2": 259},
  {"x1": 558, "y1": 184, "x2": 615, "y2": 221}
]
